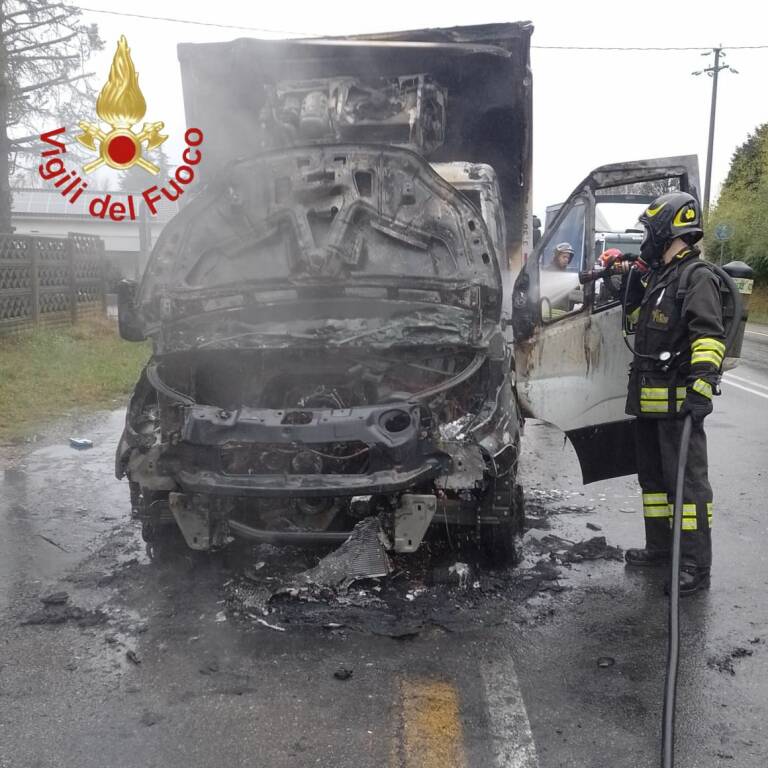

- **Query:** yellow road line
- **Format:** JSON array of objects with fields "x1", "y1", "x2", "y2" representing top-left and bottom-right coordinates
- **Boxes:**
[{"x1": 391, "y1": 677, "x2": 467, "y2": 768}]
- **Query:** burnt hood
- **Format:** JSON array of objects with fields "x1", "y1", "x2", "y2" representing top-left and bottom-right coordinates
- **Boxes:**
[{"x1": 136, "y1": 145, "x2": 503, "y2": 326}]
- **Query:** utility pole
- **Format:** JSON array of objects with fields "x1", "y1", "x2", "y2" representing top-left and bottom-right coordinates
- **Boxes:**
[{"x1": 693, "y1": 47, "x2": 737, "y2": 216}]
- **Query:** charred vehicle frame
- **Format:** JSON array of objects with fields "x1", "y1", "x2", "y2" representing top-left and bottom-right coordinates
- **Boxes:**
[
  {"x1": 116, "y1": 25, "x2": 718, "y2": 564},
  {"x1": 116, "y1": 24, "x2": 538, "y2": 562},
  {"x1": 116, "y1": 142, "x2": 524, "y2": 561}
]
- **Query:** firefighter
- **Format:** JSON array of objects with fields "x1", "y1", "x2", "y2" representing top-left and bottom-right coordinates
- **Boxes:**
[
  {"x1": 547, "y1": 242, "x2": 575, "y2": 271},
  {"x1": 623, "y1": 191, "x2": 724, "y2": 596}
]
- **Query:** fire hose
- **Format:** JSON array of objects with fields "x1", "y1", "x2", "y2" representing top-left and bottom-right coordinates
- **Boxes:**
[{"x1": 662, "y1": 413, "x2": 692, "y2": 768}]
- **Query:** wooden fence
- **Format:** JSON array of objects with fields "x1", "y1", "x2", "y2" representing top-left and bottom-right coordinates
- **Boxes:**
[{"x1": 0, "y1": 233, "x2": 106, "y2": 335}]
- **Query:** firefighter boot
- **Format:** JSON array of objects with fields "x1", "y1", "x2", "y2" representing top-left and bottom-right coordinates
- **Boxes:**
[
  {"x1": 625, "y1": 548, "x2": 671, "y2": 567},
  {"x1": 665, "y1": 561, "x2": 711, "y2": 597},
  {"x1": 625, "y1": 518, "x2": 670, "y2": 567},
  {"x1": 665, "y1": 530, "x2": 712, "y2": 596}
]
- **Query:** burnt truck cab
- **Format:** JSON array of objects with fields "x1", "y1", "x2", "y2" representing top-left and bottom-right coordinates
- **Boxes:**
[{"x1": 116, "y1": 24, "x2": 534, "y2": 561}]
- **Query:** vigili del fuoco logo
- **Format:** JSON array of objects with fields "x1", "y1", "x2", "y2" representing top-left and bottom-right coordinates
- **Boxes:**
[{"x1": 38, "y1": 36, "x2": 203, "y2": 221}]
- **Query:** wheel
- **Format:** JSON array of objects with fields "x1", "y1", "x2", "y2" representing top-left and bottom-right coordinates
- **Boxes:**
[
  {"x1": 480, "y1": 520, "x2": 517, "y2": 566},
  {"x1": 479, "y1": 482, "x2": 524, "y2": 567},
  {"x1": 141, "y1": 517, "x2": 190, "y2": 562},
  {"x1": 141, "y1": 519, "x2": 178, "y2": 544},
  {"x1": 135, "y1": 489, "x2": 178, "y2": 546}
]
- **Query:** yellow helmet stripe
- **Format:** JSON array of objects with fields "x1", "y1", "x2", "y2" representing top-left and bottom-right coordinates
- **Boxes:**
[
  {"x1": 673, "y1": 206, "x2": 697, "y2": 227},
  {"x1": 645, "y1": 202, "x2": 667, "y2": 217}
]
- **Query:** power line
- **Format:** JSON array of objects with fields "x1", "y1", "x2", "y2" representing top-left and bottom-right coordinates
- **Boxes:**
[
  {"x1": 532, "y1": 44, "x2": 768, "y2": 51},
  {"x1": 534, "y1": 45, "x2": 710, "y2": 50},
  {"x1": 69, "y1": 6, "x2": 768, "y2": 51},
  {"x1": 73, "y1": 6, "x2": 316, "y2": 36}
]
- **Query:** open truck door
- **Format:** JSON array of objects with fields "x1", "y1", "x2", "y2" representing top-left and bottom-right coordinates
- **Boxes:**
[{"x1": 511, "y1": 156, "x2": 701, "y2": 483}]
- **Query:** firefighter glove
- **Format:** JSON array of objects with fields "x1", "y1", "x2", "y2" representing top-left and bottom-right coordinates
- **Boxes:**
[{"x1": 679, "y1": 380, "x2": 713, "y2": 423}]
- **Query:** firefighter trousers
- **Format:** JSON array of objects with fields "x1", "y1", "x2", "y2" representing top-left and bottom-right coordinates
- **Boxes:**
[{"x1": 635, "y1": 417, "x2": 713, "y2": 569}]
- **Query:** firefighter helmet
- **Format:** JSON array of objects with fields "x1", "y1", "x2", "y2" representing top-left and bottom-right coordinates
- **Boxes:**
[
  {"x1": 554, "y1": 242, "x2": 575, "y2": 264},
  {"x1": 638, "y1": 191, "x2": 703, "y2": 266}
]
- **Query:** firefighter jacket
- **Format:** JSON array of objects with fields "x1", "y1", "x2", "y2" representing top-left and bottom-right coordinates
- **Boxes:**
[{"x1": 625, "y1": 248, "x2": 725, "y2": 419}]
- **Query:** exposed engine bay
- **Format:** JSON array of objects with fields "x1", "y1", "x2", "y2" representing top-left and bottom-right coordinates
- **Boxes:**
[{"x1": 117, "y1": 338, "x2": 522, "y2": 560}]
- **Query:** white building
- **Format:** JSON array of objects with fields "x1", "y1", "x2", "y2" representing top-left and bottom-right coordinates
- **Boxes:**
[{"x1": 11, "y1": 188, "x2": 179, "y2": 281}]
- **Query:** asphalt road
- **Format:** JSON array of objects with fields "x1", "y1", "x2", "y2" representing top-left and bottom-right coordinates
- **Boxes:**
[{"x1": 1, "y1": 327, "x2": 766, "y2": 768}]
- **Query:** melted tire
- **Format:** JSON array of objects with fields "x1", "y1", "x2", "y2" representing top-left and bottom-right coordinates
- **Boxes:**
[{"x1": 479, "y1": 482, "x2": 524, "y2": 567}]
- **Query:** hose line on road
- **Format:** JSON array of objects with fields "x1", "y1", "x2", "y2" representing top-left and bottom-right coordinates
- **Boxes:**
[{"x1": 661, "y1": 413, "x2": 693, "y2": 768}]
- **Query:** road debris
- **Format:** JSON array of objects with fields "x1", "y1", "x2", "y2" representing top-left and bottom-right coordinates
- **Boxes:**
[
  {"x1": 254, "y1": 618, "x2": 286, "y2": 632},
  {"x1": 707, "y1": 647, "x2": 754, "y2": 675},
  {"x1": 40, "y1": 591, "x2": 69, "y2": 605},
  {"x1": 215, "y1": 611, "x2": 227, "y2": 623},
  {"x1": 228, "y1": 582, "x2": 271, "y2": 617},
  {"x1": 139, "y1": 710, "x2": 163, "y2": 727},
  {"x1": 199, "y1": 660, "x2": 219, "y2": 675},
  {"x1": 288, "y1": 517, "x2": 392, "y2": 591},
  {"x1": 527, "y1": 534, "x2": 622, "y2": 564},
  {"x1": 126, "y1": 649, "x2": 141, "y2": 665},
  {"x1": 597, "y1": 657, "x2": 615, "y2": 668},
  {"x1": 561, "y1": 536, "x2": 623, "y2": 563},
  {"x1": 21, "y1": 605, "x2": 108, "y2": 628},
  {"x1": 68, "y1": 437, "x2": 93, "y2": 450},
  {"x1": 448, "y1": 562, "x2": 471, "y2": 588},
  {"x1": 35, "y1": 533, "x2": 68, "y2": 552},
  {"x1": 586, "y1": 522, "x2": 602, "y2": 532},
  {"x1": 227, "y1": 518, "x2": 393, "y2": 620},
  {"x1": 334, "y1": 667, "x2": 353, "y2": 681}
]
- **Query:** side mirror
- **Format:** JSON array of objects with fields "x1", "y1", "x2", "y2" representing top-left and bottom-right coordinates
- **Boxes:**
[
  {"x1": 117, "y1": 280, "x2": 145, "y2": 341},
  {"x1": 539, "y1": 296, "x2": 552, "y2": 323}
]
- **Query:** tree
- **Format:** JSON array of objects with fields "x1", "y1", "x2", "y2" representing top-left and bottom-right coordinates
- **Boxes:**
[
  {"x1": 721, "y1": 124, "x2": 768, "y2": 193},
  {"x1": 704, "y1": 123, "x2": 768, "y2": 278},
  {"x1": 0, "y1": 1, "x2": 103, "y2": 232},
  {"x1": 118, "y1": 145, "x2": 172, "y2": 193}
]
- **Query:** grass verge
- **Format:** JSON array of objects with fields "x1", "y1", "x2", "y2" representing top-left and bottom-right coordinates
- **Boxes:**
[{"x1": 0, "y1": 319, "x2": 149, "y2": 443}]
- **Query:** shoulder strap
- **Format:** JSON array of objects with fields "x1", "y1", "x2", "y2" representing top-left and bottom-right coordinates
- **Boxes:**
[{"x1": 675, "y1": 259, "x2": 715, "y2": 304}]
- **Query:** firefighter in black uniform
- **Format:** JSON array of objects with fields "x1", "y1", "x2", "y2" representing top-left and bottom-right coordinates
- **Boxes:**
[{"x1": 623, "y1": 191, "x2": 724, "y2": 596}]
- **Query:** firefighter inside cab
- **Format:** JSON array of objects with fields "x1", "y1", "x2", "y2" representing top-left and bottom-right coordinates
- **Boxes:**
[{"x1": 613, "y1": 192, "x2": 725, "y2": 596}]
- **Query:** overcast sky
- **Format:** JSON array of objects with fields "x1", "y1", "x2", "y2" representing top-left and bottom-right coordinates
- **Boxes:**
[{"x1": 77, "y1": 0, "x2": 768, "y2": 218}]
